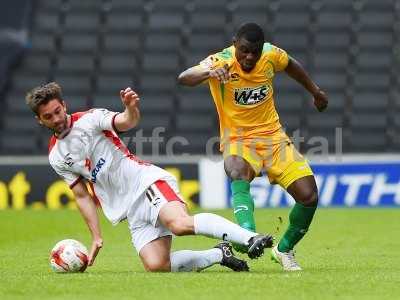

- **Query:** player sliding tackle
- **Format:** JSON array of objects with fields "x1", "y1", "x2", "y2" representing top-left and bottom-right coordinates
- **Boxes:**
[{"x1": 26, "y1": 82, "x2": 274, "y2": 272}]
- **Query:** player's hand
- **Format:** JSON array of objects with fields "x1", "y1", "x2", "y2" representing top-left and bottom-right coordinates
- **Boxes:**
[
  {"x1": 313, "y1": 89, "x2": 328, "y2": 112},
  {"x1": 120, "y1": 87, "x2": 140, "y2": 110},
  {"x1": 88, "y1": 238, "x2": 103, "y2": 266},
  {"x1": 209, "y1": 64, "x2": 230, "y2": 84}
]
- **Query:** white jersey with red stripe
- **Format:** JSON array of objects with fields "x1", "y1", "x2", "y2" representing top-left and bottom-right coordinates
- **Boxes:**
[{"x1": 48, "y1": 109, "x2": 173, "y2": 225}]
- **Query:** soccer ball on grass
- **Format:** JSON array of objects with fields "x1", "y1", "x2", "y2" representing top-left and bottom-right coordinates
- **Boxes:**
[{"x1": 50, "y1": 239, "x2": 89, "y2": 273}]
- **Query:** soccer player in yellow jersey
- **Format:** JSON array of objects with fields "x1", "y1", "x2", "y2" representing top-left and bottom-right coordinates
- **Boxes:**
[{"x1": 178, "y1": 23, "x2": 328, "y2": 271}]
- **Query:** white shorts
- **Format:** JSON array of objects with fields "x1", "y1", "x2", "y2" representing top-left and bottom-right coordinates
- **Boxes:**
[{"x1": 127, "y1": 177, "x2": 185, "y2": 253}]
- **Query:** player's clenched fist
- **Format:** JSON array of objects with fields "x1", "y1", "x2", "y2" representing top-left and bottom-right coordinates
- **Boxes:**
[
  {"x1": 209, "y1": 64, "x2": 230, "y2": 84},
  {"x1": 313, "y1": 89, "x2": 328, "y2": 112},
  {"x1": 120, "y1": 87, "x2": 140, "y2": 109}
]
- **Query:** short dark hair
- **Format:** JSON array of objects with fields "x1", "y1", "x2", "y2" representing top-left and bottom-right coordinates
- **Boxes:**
[
  {"x1": 26, "y1": 82, "x2": 63, "y2": 115},
  {"x1": 235, "y1": 22, "x2": 265, "y2": 44}
]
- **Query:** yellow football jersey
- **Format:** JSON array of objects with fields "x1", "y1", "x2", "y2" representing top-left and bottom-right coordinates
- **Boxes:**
[{"x1": 199, "y1": 43, "x2": 289, "y2": 150}]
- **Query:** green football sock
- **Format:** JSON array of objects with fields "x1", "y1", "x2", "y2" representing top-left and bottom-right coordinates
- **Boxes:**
[
  {"x1": 278, "y1": 202, "x2": 317, "y2": 253},
  {"x1": 231, "y1": 180, "x2": 256, "y2": 232}
]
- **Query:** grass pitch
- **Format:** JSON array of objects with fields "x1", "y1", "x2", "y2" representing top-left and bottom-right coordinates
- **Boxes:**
[{"x1": 0, "y1": 208, "x2": 399, "y2": 300}]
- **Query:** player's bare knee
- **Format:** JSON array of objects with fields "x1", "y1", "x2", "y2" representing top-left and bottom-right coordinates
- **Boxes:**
[
  {"x1": 167, "y1": 216, "x2": 193, "y2": 236},
  {"x1": 225, "y1": 165, "x2": 252, "y2": 181},
  {"x1": 144, "y1": 259, "x2": 170, "y2": 272},
  {"x1": 225, "y1": 157, "x2": 255, "y2": 181},
  {"x1": 228, "y1": 168, "x2": 242, "y2": 180},
  {"x1": 296, "y1": 188, "x2": 319, "y2": 207}
]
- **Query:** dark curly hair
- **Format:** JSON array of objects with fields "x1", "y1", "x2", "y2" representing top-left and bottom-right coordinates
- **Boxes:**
[{"x1": 25, "y1": 82, "x2": 63, "y2": 115}]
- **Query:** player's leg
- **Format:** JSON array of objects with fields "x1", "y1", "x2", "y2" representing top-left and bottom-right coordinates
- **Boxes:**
[
  {"x1": 139, "y1": 235, "x2": 245, "y2": 272},
  {"x1": 268, "y1": 138, "x2": 317, "y2": 270},
  {"x1": 224, "y1": 155, "x2": 257, "y2": 232},
  {"x1": 170, "y1": 242, "x2": 249, "y2": 272},
  {"x1": 134, "y1": 217, "x2": 248, "y2": 272},
  {"x1": 271, "y1": 175, "x2": 318, "y2": 271},
  {"x1": 139, "y1": 235, "x2": 172, "y2": 272},
  {"x1": 278, "y1": 175, "x2": 318, "y2": 253},
  {"x1": 133, "y1": 180, "x2": 250, "y2": 271},
  {"x1": 158, "y1": 200, "x2": 272, "y2": 259}
]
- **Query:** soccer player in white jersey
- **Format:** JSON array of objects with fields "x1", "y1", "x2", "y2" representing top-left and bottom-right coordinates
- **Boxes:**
[{"x1": 26, "y1": 82, "x2": 274, "y2": 273}]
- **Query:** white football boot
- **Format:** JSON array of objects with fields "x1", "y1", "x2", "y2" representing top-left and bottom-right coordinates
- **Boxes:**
[{"x1": 271, "y1": 245, "x2": 302, "y2": 271}]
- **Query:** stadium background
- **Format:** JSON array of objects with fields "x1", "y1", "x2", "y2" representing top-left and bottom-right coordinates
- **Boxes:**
[
  {"x1": 0, "y1": 0, "x2": 399, "y2": 209},
  {"x1": 1, "y1": 1, "x2": 400, "y2": 300}
]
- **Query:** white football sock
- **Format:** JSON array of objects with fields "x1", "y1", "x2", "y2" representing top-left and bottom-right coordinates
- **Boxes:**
[
  {"x1": 170, "y1": 248, "x2": 222, "y2": 272},
  {"x1": 193, "y1": 213, "x2": 257, "y2": 245}
]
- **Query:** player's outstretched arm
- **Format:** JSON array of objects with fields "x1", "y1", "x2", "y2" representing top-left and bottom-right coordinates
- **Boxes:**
[
  {"x1": 114, "y1": 87, "x2": 141, "y2": 132},
  {"x1": 178, "y1": 64, "x2": 230, "y2": 86},
  {"x1": 177, "y1": 66, "x2": 210, "y2": 86},
  {"x1": 71, "y1": 180, "x2": 103, "y2": 266},
  {"x1": 285, "y1": 57, "x2": 328, "y2": 112}
]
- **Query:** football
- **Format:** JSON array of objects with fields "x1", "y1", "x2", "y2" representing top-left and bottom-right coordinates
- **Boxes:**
[{"x1": 49, "y1": 239, "x2": 89, "y2": 273}]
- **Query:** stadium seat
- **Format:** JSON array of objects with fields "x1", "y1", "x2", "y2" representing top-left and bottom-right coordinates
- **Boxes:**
[
  {"x1": 54, "y1": 75, "x2": 91, "y2": 94},
  {"x1": 102, "y1": 33, "x2": 140, "y2": 53},
  {"x1": 30, "y1": 32, "x2": 55, "y2": 54},
  {"x1": 63, "y1": 94, "x2": 89, "y2": 112},
  {"x1": 144, "y1": 33, "x2": 181, "y2": 51},
  {"x1": 106, "y1": 12, "x2": 143, "y2": 33},
  {"x1": 56, "y1": 54, "x2": 94, "y2": 74},
  {"x1": 96, "y1": 75, "x2": 134, "y2": 94},
  {"x1": 177, "y1": 88, "x2": 215, "y2": 113},
  {"x1": 11, "y1": 74, "x2": 48, "y2": 92},
  {"x1": 187, "y1": 32, "x2": 225, "y2": 52},
  {"x1": 33, "y1": 12, "x2": 59, "y2": 33},
  {"x1": 314, "y1": 52, "x2": 348, "y2": 72},
  {"x1": 2, "y1": 114, "x2": 38, "y2": 133},
  {"x1": 317, "y1": 11, "x2": 352, "y2": 30},
  {"x1": 358, "y1": 32, "x2": 392, "y2": 49},
  {"x1": 308, "y1": 112, "x2": 344, "y2": 129},
  {"x1": 134, "y1": 113, "x2": 171, "y2": 136},
  {"x1": 232, "y1": 12, "x2": 268, "y2": 29},
  {"x1": 148, "y1": 12, "x2": 184, "y2": 31},
  {"x1": 278, "y1": 112, "x2": 301, "y2": 132},
  {"x1": 350, "y1": 114, "x2": 387, "y2": 129},
  {"x1": 37, "y1": 0, "x2": 63, "y2": 12},
  {"x1": 176, "y1": 113, "x2": 215, "y2": 132},
  {"x1": 191, "y1": 12, "x2": 226, "y2": 31},
  {"x1": 5, "y1": 92, "x2": 29, "y2": 114},
  {"x1": 0, "y1": 132, "x2": 40, "y2": 154},
  {"x1": 352, "y1": 92, "x2": 388, "y2": 111},
  {"x1": 19, "y1": 54, "x2": 52, "y2": 74},
  {"x1": 0, "y1": 0, "x2": 398, "y2": 154},
  {"x1": 108, "y1": 0, "x2": 144, "y2": 12},
  {"x1": 356, "y1": 51, "x2": 391, "y2": 71},
  {"x1": 64, "y1": 12, "x2": 100, "y2": 33},
  {"x1": 139, "y1": 93, "x2": 174, "y2": 113},
  {"x1": 168, "y1": 131, "x2": 219, "y2": 155},
  {"x1": 139, "y1": 74, "x2": 176, "y2": 92},
  {"x1": 346, "y1": 130, "x2": 387, "y2": 152},
  {"x1": 315, "y1": 32, "x2": 351, "y2": 51},
  {"x1": 98, "y1": 54, "x2": 136, "y2": 74},
  {"x1": 61, "y1": 33, "x2": 98, "y2": 53},
  {"x1": 354, "y1": 73, "x2": 390, "y2": 91},
  {"x1": 92, "y1": 93, "x2": 122, "y2": 112},
  {"x1": 359, "y1": 12, "x2": 393, "y2": 31},
  {"x1": 142, "y1": 52, "x2": 179, "y2": 73},
  {"x1": 274, "y1": 92, "x2": 303, "y2": 112}
]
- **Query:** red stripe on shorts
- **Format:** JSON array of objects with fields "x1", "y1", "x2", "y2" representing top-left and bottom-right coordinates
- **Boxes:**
[{"x1": 154, "y1": 180, "x2": 183, "y2": 203}]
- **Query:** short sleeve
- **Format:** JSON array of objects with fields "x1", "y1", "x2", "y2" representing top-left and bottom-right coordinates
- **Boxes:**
[
  {"x1": 198, "y1": 54, "x2": 225, "y2": 71},
  {"x1": 269, "y1": 45, "x2": 289, "y2": 72},
  {"x1": 196, "y1": 52, "x2": 229, "y2": 84},
  {"x1": 51, "y1": 163, "x2": 82, "y2": 189},
  {"x1": 91, "y1": 109, "x2": 120, "y2": 132}
]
